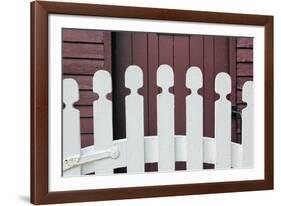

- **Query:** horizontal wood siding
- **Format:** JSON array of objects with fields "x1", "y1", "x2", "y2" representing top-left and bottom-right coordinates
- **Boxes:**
[
  {"x1": 63, "y1": 59, "x2": 104, "y2": 75},
  {"x1": 63, "y1": 29, "x2": 104, "y2": 43},
  {"x1": 235, "y1": 37, "x2": 253, "y2": 143},
  {"x1": 63, "y1": 43, "x2": 104, "y2": 59},
  {"x1": 62, "y1": 29, "x2": 112, "y2": 148}
]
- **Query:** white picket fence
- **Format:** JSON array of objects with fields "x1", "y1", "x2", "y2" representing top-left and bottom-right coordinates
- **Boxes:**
[{"x1": 63, "y1": 65, "x2": 253, "y2": 176}]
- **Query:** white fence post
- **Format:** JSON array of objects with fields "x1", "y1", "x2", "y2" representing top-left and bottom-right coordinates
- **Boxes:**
[
  {"x1": 157, "y1": 64, "x2": 175, "y2": 172},
  {"x1": 242, "y1": 81, "x2": 254, "y2": 168},
  {"x1": 186, "y1": 66, "x2": 203, "y2": 170},
  {"x1": 125, "y1": 65, "x2": 145, "y2": 173},
  {"x1": 92, "y1": 70, "x2": 114, "y2": 175},
  {"x1": 215, "y1": 72, "x2": 232, "y2": 169},
  {"x1": 63, "y1": 79, "x2": 81, "y2": 176}
]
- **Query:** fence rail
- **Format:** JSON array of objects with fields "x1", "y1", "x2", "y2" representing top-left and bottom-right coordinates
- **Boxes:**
[{"x1": 63, "y1": 65, "x2": 253, "y2": 176}]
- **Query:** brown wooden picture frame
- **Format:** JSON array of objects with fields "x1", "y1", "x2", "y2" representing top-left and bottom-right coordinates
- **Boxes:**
[{"x1": 31, "y1": 1, "x2": 274, "y2": 204}]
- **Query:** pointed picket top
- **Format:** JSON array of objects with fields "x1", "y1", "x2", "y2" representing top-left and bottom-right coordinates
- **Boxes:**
[
  {"x1": 157, "y1": 64, "x2": 175, "y2": 171},
  {"x1": 93, "y1": 70, "x2": 112, "y2": 98},
  {"x1": 242, "y1": 81, "x2": 254, "y2": 168},
  {"x1": 186, "y1": 66, "x2": 203, "y2": 170},
  {"x1": 215, "y1": 72, "x2": 231, "y2": 97},
  {"x1": 125, "y1": 65, "x2": 143, "y2": 93},
  {"x1": 215, "y1": 72, "x2": 232, "y2": 169},
  {"x1": 125, "y1": 65, "x2": 145, "y2": 173},
  {"x1": 63, "y1": 78, "x2": 79, "y2": 107},
  {"x1": 186, "y1": 66, "x2": 203, "y2": 92}
]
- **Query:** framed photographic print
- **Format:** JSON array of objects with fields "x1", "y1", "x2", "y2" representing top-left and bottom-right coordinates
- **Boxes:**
[{"x1": 30, "y1": 0, "x2": 274, "y2": 204}]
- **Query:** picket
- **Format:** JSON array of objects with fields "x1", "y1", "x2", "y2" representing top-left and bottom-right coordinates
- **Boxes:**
[
  {"x1": 186, "y1": 67, "x2": 203, "y2": 170},
  {"x1": 92, "y1": 70, "x2": 114, "y2": 174},
  {"x1": 242, "y1": 81, "x2": 254, "y2": 168},
  {"x1": 62, "y1": 65, "x2": 253, "y2": 176},
  {"x1": 157, "y1": 65, "x2": 175, "y2": 172},
  {"x1": 215, "y1": 72, "x2": 232, "y2": 169},
  {"x1": 125, "y1": 65, "x2": 145, "y2": 173},
  {"x1": 63, "y1": 79, "x2": 81, "y2": 176}
]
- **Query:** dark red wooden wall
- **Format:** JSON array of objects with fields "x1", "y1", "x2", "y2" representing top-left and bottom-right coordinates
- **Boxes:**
[
  {"x1": 112, "y1": 32, "x2": 240, "y2": 142},
  {"x1": 62, "y1": 29, "x2": 253, "y2": 163},
  {"x1": 62, "y1": 29, "x2": 112, "y2": 148}
]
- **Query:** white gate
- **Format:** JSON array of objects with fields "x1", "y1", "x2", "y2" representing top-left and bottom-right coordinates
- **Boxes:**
[{"x1": 62, "y1": 65, "x2": 253, "y2": 176}]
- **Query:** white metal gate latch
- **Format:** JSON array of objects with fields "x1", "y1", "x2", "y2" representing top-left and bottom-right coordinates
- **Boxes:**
[{"x1": 63, "y1": 146, "x2": 120, "y2": 171}]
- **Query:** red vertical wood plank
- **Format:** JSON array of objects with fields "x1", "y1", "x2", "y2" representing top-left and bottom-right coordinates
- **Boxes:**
[
  {"x1": 148, "y1": 34, "x2": 174, "y2": 172},
  {"x1": 190, "y1": 35, "x2": 204, "y2": 68},
  {"x1": 203, "y1": 36, "x2": 215, "y2": 138},
  {"x1": 158, "y1": 34, "x2": 174, "y2": 103},
  {"x1": 214, "y1": 37, "x2": 230, "y2": 144},
  {"x1": 132, "y1": 32, "x2": 149, "y2": 136},
  {"x1": 146, "y1": 33, "x2": 159, "y2": 172},
  {"x1": 214, "y1": 37, "x2": 229, "y2": 74},
  {"x1": 189, "y1": 35, "x2": 204, "y2": 137},
  {"x1": 112, "y1": 32, "x2": 132, "y2": 140},
  {"x1": 187, "y1": 35, "x2": 204, "y2": 169},
  {"x1": 174, "y1": 35, "x2": 190, "y2": 171},
  {"x1": 174, "y1": 35, "x2": 189, "y2": 135},
  {"x1": 229, "y1": 38, "x2": 238, "y2": 143},
  {"x1": 147, "y1": 33, "x2": 159, "y2": 136},
  {"x1": 159, "y1": 34, "x2": 174, "y2": 67}
]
